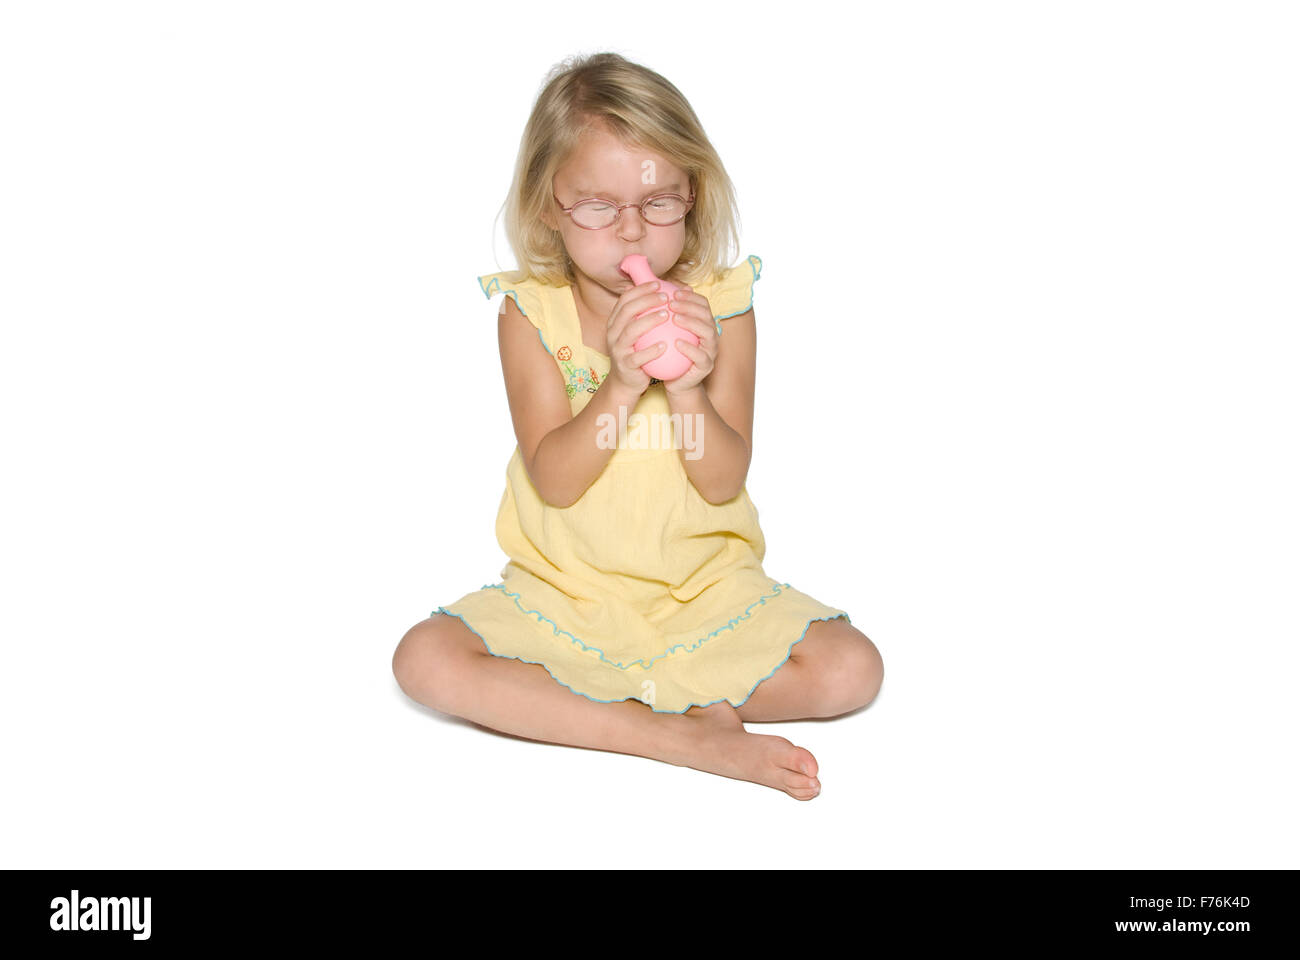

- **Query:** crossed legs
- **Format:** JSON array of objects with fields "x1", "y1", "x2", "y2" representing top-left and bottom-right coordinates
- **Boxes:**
[{"x1": 392, "y1": 613, "x2": 883, "y2": 799}]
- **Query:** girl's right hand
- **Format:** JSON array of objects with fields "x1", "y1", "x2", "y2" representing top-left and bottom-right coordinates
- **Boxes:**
[{"x1": 607, "y1": 281, "x2": 672, "y2": 394}]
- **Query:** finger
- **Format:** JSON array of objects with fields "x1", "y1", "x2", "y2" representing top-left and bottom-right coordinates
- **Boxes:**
[
  {"x1": 669, "y1": 301, "x2": 710, "y2": 329},
  {"x1": 669, "y1": 323, "x2": 712, "y2": 351},
  {"x1": 675, "y1": 339, "x2": 706, "y2": 361},
  {"x1": 663, "y1": 298, "x2": 696, "y2": 321},
  {"x1": 636, "y1": 288, "x2": 671, "y2": 310},
  {"x1": 630, "y1": 309, "x2": 672, "y2": 338},
  {"x1": 668, "y1": 313, "x2": 710, "y2": 338},
  {"x1": 615, "y1": 285, "x2": 661, "y2": 316},
  {"x1": 618, "y1": 295, "x2": 670, "y2": 329},
  {"x1": 632, "y1": 341, "x2": 667, "y2": 365}
]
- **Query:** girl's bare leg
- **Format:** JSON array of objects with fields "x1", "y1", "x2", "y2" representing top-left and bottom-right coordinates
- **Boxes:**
[
  {"x1": 392, "y1": 614, "x2": 823, "y2": 800},
  {"x1": 736, "y1": 617, "x2": 885, "y2": 723}
]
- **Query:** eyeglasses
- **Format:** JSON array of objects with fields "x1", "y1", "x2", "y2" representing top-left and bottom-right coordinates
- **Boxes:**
[{"x1": 553, "y1": 189, "x2": 695, "y2": 230}]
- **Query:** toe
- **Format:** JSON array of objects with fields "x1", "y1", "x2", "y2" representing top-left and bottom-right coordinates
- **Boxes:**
[
  {"x1": 759, "y1": 735, "x2": 823, "y2": 799},
  {"x1": 786, "y1": 744, "x2": 818, "y2": 779},
  {"x1": 784, "y1": 773, "x2": 822, "y2": 800}
]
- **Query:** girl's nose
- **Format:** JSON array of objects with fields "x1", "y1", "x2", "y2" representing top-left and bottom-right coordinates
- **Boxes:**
[{"x1": 615, "y1": 205, "x2": 645, "y2": 239}]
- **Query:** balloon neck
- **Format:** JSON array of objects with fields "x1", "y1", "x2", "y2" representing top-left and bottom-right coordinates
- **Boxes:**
[{"x1": 619, "y1": 254, "x2": 657, "y2": 285}]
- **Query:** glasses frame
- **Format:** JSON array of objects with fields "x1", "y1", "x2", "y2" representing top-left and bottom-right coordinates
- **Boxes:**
[{"x1": 552, "y1": 189, "x2": 696, "y2": 230}]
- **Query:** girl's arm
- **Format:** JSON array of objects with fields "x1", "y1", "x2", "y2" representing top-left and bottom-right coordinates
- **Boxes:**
[
  {"x1": 666, "y1": 307, "x2": 756, "y2": 504},
  {"x1": 499, "y1": 295, "x2": 644, "y2": 508}
]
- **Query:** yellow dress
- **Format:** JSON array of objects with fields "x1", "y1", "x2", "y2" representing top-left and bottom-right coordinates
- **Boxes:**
[{"x1": 434, "y1": 254, "x2": 851, "y2": 714}]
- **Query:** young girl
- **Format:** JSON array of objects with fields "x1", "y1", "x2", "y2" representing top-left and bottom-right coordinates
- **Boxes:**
[{"x1": 393, "y1": 52, "x2": 883, "y2": 800}]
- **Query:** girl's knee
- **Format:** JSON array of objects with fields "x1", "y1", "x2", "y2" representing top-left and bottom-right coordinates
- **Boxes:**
[
  {"x1": 392, "y1": 618, "x2": 434, "y2": 697},
  {"x1": 392, "y1": 614, "x2": 478, "y2": 707},
  {"x1": 858, "y1": 636, "x2": 884, "y2": 706},
  {"x1": 821, "y1": 626, "x2": 883, "y2": 715}
]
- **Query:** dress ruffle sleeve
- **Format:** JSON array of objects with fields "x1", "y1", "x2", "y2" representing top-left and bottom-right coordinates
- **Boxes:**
[
  {"x1": 478, "y1": 269, "x2": 555, "y2": 357},
  {"x1": 697, "y1": 254, "x2": 762, "y2": 336}
]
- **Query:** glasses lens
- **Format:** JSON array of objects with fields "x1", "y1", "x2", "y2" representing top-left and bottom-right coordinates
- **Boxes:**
[
  {"x1": 572, "y1": 201, "x2": 617, "y2": 228},
  {"x1": 569, "y1": 196, "x2": 688, "y2": 228},
  {"x1": 643, "y1": 195, "x2": 686, "y2": 225}
]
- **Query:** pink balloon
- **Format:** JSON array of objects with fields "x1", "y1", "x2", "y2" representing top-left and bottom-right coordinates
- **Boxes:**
[{"x1": 618, "y1": 254, "x2": 698, "y2": 381}]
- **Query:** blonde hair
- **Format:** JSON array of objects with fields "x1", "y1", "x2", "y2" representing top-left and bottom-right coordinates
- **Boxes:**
[{"x1": 495, "y1": 52, "x2": 742, "y2": 289}]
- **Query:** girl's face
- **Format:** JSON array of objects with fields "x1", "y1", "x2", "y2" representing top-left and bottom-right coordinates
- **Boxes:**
[{"x1": 545, "y1": 126, "x2": 692, "y2": 292}]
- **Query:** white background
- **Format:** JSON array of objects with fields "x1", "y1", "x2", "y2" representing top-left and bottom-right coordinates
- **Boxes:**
[{"x1": 2, "y1": 0, "x2": 1296, "y2": 869}]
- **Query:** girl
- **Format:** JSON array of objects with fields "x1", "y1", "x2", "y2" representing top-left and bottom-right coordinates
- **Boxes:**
[{"x1": 393, "y1": 52, "x2": 883, "y2": 800}]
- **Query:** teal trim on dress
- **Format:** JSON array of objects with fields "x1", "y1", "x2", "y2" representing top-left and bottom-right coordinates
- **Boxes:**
[
  {"x1": 430, "y1": 576, "x2": 852, "y2": 714},
  {"x1": 432, "y1": 592, "x2": 850, "y2": 715},
  {"x1": 478, "y1": 275, "x2": 508, "y2": 299},
  {"x1": 508, "y1": 579, "x2": 801, "y2": 670},
  {"x1": 713, "y1": 254, "x2": 763, "y2": 324},
  {"x1": 478, "y1": 275, "x2": 554, "y2": 356}
]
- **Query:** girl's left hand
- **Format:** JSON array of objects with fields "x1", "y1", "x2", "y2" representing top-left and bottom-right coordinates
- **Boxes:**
[{"x1": 661, "y1": 285, "x2": 718, "y2": 395}]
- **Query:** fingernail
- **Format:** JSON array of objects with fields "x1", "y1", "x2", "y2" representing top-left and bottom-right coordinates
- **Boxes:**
[{"x1": 659, "y1": 293, "x2": 668, "y2": 301}]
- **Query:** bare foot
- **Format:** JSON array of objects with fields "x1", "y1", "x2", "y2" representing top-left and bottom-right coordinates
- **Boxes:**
[
  {"x1": 675, "y1": 718, "x2": 822, "y2": 800},
  {"x1": 683, "y1": 700, "x2": 746, "y2": 728}
]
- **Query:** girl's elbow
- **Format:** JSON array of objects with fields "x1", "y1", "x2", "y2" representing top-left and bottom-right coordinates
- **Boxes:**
[{"x1": 700, "y1": 478, "x2": 745, "y2": 505}]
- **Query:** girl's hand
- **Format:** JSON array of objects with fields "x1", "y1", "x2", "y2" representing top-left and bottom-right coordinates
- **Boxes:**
[
  {"x1": 661, "y1": 285, "x2": 718, "y2": 396},
  {"x1": 607, "y1": 282, "x2": 674, "y2": 395}
]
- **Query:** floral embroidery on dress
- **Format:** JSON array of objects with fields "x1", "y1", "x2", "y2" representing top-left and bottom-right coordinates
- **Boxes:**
[{"x1": 555, "y1": 345, "x2": 602, "y2": 398}]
